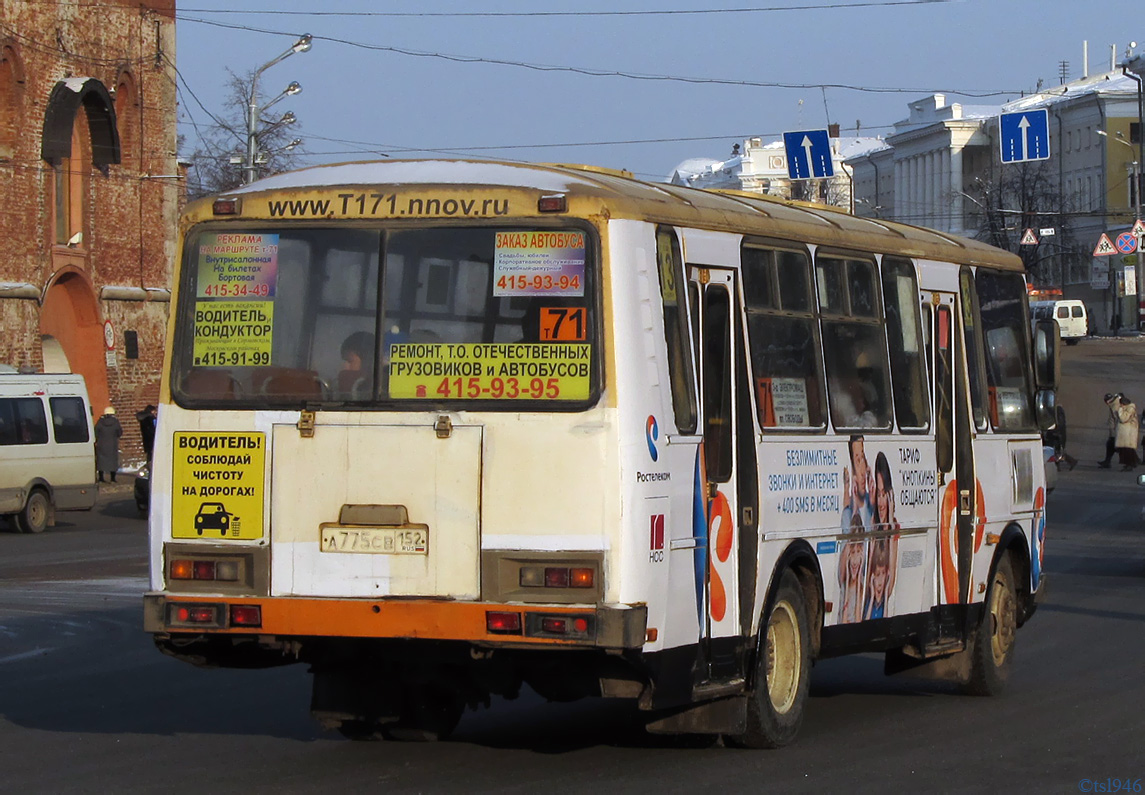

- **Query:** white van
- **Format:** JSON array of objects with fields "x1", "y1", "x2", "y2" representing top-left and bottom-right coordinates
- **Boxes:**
[
  {"x1": 1031, "y1": 300, "x2": 1087, "y2": 344},
  {"x1": 0, "y1": 370, "x2": 97, "y2": 532}
]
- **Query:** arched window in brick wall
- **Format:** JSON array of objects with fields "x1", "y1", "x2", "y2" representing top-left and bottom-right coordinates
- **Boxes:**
[
  {"x1": 114, "y1": 69, "x2": 137, "y2": 168},
  {"x1": 53, "y1": 122, "x2": 91, "y2": 246},
  {"x1": 0, "y1": 44, "x2": 25, "y2": 160},
  {"x1": 41, "y1": 78, "x2": 120, "y2": 248}
]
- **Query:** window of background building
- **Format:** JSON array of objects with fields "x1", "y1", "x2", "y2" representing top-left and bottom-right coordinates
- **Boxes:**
[
  {"x1": 115, "y1": 71, "x2": 137, "y2": 168},
  {"x1": 0, "y1": 44, "x2": 21, "y2": 160}
]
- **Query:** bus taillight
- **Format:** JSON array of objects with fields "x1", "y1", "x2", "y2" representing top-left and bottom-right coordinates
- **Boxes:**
[
  {"x1": 168, "y1": 603, "x2": 222, "y2": 626},
  {"x1": 485, "y1": 611, "x2": 522, "y2": 634},
  {"x1": 230, "y1": 605, "x2": 262, "y2": 627}
]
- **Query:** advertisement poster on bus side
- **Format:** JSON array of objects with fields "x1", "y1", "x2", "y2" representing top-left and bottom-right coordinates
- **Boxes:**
[{"x1": 493, "y1": 231, "x2": 586, "y2": 297}]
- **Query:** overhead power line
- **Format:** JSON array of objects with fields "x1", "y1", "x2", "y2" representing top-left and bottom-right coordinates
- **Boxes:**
[
  {"x1": 177, "y1": 1, "x2": 953, "y2": 17},
  {"x1": 177, "y1": 16, "x2": 1021, "y2": 98}
]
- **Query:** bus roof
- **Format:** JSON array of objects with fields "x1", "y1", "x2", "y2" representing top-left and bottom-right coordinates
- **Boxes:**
[{"x1": 215, "y1": 159, "x2": 1024, "y2": 271}]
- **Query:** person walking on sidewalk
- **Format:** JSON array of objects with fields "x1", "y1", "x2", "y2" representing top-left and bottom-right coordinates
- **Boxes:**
[
  {"x1": 1045, "y1": 405, "x2": 1078, "y2": 470},
  {"x1": 95, "y1": 406, "x2": 123, "y2": 482},
  {"x1": 1099, "y1": 393, "x2": 1119, "y2": 468},
  {"x1": 1114, "y1": 395, "x2": 1140, "y2": 471}
]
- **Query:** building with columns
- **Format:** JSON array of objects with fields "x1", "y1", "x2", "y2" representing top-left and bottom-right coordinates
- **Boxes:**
[{"x1": 849, "y1": 68, "x2": 1143, "y2": 333}]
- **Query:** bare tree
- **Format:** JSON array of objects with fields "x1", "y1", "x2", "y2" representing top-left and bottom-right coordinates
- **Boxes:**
[
  {"x1": 184, "y1": 69, "x2": 305, "y2": 200},
  {"x1": 963, "y1": 160, "x2": 1082, "y2": 289}
]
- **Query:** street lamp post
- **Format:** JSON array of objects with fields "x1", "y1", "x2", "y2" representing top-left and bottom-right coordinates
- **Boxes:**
[
  {"x1": 244, "y1": 34, "x2": 312, "y2": 185},
  {"x1": 1098, "y1": 129, "x2": 1143, "y2": 329}
]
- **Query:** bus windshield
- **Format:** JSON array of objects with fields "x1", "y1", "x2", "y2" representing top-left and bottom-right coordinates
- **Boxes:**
[{"x1": 172, "y1": 225, "x2": 598, "y2": 409}]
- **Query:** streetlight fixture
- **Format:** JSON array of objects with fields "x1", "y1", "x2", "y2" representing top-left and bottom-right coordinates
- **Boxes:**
[{"x1": 244, "y1": 34, "x2": 312, "y2": 185}]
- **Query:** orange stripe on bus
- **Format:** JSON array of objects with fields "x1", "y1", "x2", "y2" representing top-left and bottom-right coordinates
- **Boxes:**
[{"x1": 164, "y1": 597, "x2": 595, "y2": 644}]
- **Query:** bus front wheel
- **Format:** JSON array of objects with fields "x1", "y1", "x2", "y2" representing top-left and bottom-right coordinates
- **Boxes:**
[
  {"x1": 729, "y1": 569, "x2": 810, "y2": 749},
  {"x1": 964, "y1": 555, "x2": 1017, "y2": 696}
]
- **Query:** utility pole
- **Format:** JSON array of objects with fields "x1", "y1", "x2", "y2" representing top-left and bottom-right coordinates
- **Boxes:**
[{"x1": 1098, "y1": 129, "x2": 1142, "y2": 330}]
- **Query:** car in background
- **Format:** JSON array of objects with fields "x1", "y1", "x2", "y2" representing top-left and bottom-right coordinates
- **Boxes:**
[
  {"x1": 1030, "y1": 299, "x2": 1087, "y2": 345},
  {"x1": 134, "y1": 462, "x2": 149, "y2": 514}
]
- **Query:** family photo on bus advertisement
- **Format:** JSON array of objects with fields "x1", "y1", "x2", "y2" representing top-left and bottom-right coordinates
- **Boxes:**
[{"x1": 838, "y1": 435, "x2": 900, "y2": 624}]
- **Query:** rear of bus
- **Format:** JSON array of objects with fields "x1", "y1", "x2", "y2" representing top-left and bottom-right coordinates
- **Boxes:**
[{"x1": 143, "y1": 163, "x2": 649, "y2": 738}]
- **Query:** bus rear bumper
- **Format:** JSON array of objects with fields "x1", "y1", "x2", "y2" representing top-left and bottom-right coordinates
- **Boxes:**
[{"x1": 143, "y1": 592, "x2": 647, "y2": 650}]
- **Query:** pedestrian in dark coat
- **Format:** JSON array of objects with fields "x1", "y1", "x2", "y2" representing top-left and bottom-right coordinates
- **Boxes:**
[
  {"x1": 1099, "y1": 393, "x2": 1118, "y2": 468},
  {"x1": 95, "y1": 407, "x2": 123, "y2": 482},
  {"x1": 136, "y1": 404, "x2": 157, "y2": 460}
]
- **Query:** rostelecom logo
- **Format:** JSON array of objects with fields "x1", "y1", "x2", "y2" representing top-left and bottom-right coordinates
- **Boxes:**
[{"x1": 645, "y1": 415, "x2": 659, "y2": 462}]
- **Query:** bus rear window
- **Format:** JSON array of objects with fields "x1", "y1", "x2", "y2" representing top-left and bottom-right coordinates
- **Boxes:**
[{"x1": 172, "y1": 226, "x2": 598, "y2": 408}]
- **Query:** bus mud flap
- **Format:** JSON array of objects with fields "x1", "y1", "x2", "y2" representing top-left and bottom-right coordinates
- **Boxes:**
[
  {"x1": 644, "y1": 695, "x2": 747, "y2": 735},
  {"x1": 884, "y1": 645, "x2": 970, "y2": 683}
]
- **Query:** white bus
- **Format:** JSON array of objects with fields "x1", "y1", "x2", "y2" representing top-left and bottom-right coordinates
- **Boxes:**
[{"x1": 144, "y1": 160, "x2": 1058, "y2": 747}]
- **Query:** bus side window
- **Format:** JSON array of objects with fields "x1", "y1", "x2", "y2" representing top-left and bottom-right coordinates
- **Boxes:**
[
  {"x1": 935, "y1": 306, "x2": 954, "y2": 473},
  {"x1": 656, "y1": 227, "x2": 698, "y2": 434},
  {"x1": 742, "y1": 244, "x2": 825, "y2": 431},
  {"x1": 881, "y1": 257, "x2": 929, "y2": 432},
  {"x1": 959, "y1": 266, "x2": 990, "y2": 431},
  {"x1": 975, "y1": 269, "x2": 1036, "y2": 431},
  {"x1": 817, "y1": 254, "x2": 892, "y2": 431}
]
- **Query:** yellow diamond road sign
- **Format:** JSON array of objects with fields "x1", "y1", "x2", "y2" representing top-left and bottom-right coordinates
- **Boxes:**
[{"x1": 1094, "y1": 233, "x2": 1116, "y2": 256}]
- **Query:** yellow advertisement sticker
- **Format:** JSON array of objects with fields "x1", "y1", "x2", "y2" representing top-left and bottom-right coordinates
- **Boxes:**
[
  {"x1": 171, "y1": 432, "x2": 265, "y2": 540},
  {"x1": 192, "y1": 301, "x2": 274, "y2": 368},
  {"x1": 388, "y1": 342, "x2": 590, "y2": 400}
]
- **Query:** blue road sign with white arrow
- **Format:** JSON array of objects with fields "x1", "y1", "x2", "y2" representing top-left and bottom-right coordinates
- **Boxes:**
[
  {"x1": 783, "y1": 129, "x2": 835, "y2": 179},
  {"x1": 999, "y1": 109, "x2": 1051, "y2": 164}
]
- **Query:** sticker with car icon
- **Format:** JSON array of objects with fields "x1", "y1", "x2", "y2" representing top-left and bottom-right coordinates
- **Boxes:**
[{"x1": 194, "y1": 502, "x2": 240, "y2": 536}]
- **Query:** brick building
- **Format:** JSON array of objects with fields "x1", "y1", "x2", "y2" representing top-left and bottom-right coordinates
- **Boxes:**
[{"x1": 0, "y1": 0, "x2": 179, "y2": 462}]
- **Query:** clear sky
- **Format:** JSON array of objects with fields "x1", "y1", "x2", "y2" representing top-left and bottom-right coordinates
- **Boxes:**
[{"x1": 173, "y1": 1, "x2": 1145, "y2": 182}]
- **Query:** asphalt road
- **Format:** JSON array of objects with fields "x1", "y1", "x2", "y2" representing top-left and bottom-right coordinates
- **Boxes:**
[{"x1": 1, "y1": 337, "x2": 1143, "y2": 794}]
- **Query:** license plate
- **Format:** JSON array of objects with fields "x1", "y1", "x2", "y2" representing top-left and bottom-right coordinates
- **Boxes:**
[{"x1": 319, "y1": 526, "x2": 428, "y2": 555}]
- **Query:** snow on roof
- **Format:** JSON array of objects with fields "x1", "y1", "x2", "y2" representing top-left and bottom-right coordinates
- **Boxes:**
[
  {"x1": 835, "y1": 137, "x2": 887, "y2": 159},
  {"x1": 1003, "y1": 70, "x2": 1139, "y2": 112},
  {"x1": 231, "y1": 159, "x2": 592, "y2": 194}
]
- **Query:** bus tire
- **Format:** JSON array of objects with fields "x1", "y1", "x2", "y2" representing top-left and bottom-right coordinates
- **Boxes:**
[
  {"x1": 729, "y1": 570, "x2": 810, "y2": 749},
  {"x1": 335, "y1": 719, "x2": 386, "y2": 742},
  {"x1": 382, "y1": 684, "x2": 463, "y2": 742},
  {"x1": 16, "y1": 490, "x2": 50, "y2": 534},
  {"x1": 964, "y1": 554, "x2": 1017, "y2": 696}
]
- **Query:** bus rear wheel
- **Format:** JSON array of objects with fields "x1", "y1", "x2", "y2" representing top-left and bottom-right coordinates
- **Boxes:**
[
  {"x1": 728, "y1": 570, "x2": 810, "y2": 749},
  {"x1": 964, "y1": 555, "x2": 1017, "y2": 696},
  {"x1": 16, "y1": 490, "x2": 50, "y2": 534}
]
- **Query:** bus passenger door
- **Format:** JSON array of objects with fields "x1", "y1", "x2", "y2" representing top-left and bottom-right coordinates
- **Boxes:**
[
  {"x1": 929, "y1": 292, "x2": 976, "y2": 611},
  {"x1": 691, "y1": 267, "x2": 742, "y2": 682}
]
